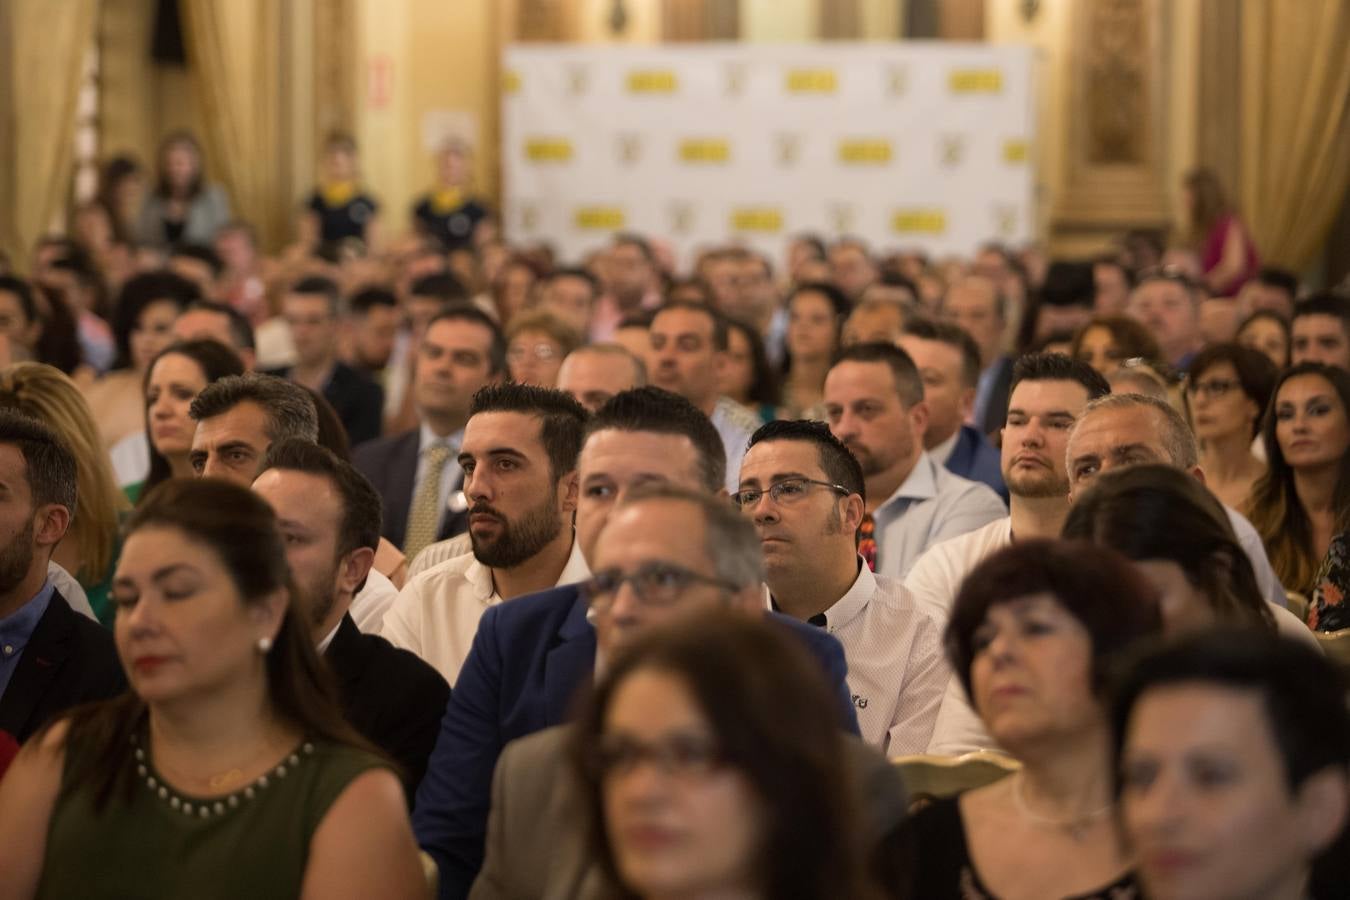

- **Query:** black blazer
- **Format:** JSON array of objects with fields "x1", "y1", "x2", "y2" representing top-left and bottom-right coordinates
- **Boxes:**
[
  {"x1": 324, "y1": 613, "x2": 450, "y2": 801},
  {"x1": 268, "y1": 362, "x2": 385, "y2": 448},
  {"x1": 0, "y1": 591, "x2": 126, "y2": 743},
  {"x1": 352, "y1": 428, "x2": 467, "y2": 549}
]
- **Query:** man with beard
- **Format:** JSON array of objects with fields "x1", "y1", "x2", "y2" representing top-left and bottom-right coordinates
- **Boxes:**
[
  {"x1": 252, "y1": 439, "x2": 448, "y2": 800},
  {"x1": 902, "y1": 353, "x2": 1111, "y2": 753},
  {"x1": 736, "y1": 419, "x2": 949, "y2": 754},
  {"x1": 823, "y1": 342, "x2": 1005, "y2": 580},
  {"x1": 0, "y1": 412, "x2": 124, "y2": 743},
  {"x1": 379, "y1": 384, "x2": 589, "y2": 683}
]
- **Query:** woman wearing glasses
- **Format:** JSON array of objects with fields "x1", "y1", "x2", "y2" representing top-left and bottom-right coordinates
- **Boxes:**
[
  {"x1": 1247, "y1": 363, "x2": 1350, "y2": 595},
  {"x1": 1184, "y1": 343, "x2": 1277, "y2": 510},
  {"x1": 571, "y1": 608, "x2": 885, "y2": 900}
]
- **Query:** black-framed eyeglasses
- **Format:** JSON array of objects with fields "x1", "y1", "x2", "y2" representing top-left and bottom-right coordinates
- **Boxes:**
[
  {"x1": 581, "y1": 561, "x2": 741, "y2": 614},
  {"x1": 730, "y1": 477, "x2": 850, "y2": 510},
  {"x1": 588, "y1": 733, "x2": 726, "y2": 780}
]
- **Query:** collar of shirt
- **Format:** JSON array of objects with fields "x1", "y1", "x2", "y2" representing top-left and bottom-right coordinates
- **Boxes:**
[
  {"x1": 419, "y1": 422, "x2": 463, "y2": 455},
  {"x1": 874, "y1": 451, "x2": 939, "y2": 524},
  {"x1": 467, "y1": 532, "x2": 593, "y2": 605},
  {"x1": 930, "y1": 428, "x2": 961, "y2": 466},
  {"x1": 762, "y1": 556, "x2": 875, "y2": 633},
  {"x1": 316, "y1": 618, "x2": 342, "y2": 654},
  {"x1": 0, "y1": 578, "x2": 57, "y2": 657}
]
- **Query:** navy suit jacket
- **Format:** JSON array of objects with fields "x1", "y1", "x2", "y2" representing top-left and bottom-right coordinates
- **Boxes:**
[
  {"x1": 945, "y1": 424, "x2": 1008, "y2": 505},
  {"x1": 411, "y1": 583, "x2": 858, "y2": 900}
]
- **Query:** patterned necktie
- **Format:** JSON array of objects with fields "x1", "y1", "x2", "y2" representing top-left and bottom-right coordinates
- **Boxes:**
[
  {"x1": 404, "y1": 443, "x2": 451, "y2": 561},
  {"x1": 858, "y1": 512, "x2": 877, "y2": 571}
]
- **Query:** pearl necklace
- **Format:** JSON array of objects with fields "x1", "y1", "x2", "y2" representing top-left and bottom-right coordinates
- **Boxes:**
[
  {"x1": 133, "y1": 737, "x2": 315, "y2": 820},
  {"x1": 1011, "y1": 772, "x2": 1114, "y2": 842}
]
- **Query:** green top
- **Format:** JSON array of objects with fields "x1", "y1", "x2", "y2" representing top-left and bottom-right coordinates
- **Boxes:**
[{"x1": 38, "y1": 738, "x2": 387, "y2": 899}]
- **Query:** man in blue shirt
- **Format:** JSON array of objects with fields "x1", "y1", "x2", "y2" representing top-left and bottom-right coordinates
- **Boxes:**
[{"x1": 0, "y1": 411, "x2": 123, "y2": 742}]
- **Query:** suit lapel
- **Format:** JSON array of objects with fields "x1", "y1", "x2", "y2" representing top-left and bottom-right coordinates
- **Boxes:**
[
  {"x1": 386, "y1": 430, "x2": 422, "y2": 547},
  {"x1": 542, "y1": 594, "x2": 596, "y2": 727},
  {"x1": 0, "y1": 592, "x2": 75, "y2": 738}
]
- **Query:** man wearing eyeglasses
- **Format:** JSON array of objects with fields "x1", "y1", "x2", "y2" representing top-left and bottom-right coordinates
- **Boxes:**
[{"x1": 736, "y1": 419, "x2": 950, "y2": 755}]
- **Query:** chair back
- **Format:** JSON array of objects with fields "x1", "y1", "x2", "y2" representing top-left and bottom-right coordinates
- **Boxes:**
[
  {"x1": 1316, "y1": 628, "x2": 1350, "y2": 676},
  {"x1": 892, "y1": 751, "x2": 1020, "y2": 810},
  {"x1": 1286, "y1": 591, "x2": 1310, "y2": 625}
]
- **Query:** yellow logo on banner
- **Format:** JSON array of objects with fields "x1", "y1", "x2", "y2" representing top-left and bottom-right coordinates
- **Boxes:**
[
  {"x1": 786, "y1": 69, "x2": 837, "y2": 93},
  {"x1": 502, "y1": 70, "x2": 521, "y2": 94},
  {"x1": 949, "y1": 69, "x2": 1003, "y2": 93},
  {"x1": 892, "y1": 210, "x2": 948, "y2": 234},
  {"x1": 731, "y1": 208, "x2": 784, "y2": 232},
  {"x1": 524, "y1": 139, "x2": 573, "y2": 162},
  {"x1": 838, "y1": 140, "x2": 892, "y2": 164},
  {"x1": 1003, "y1": 139, "x2": 1028, "y2": 163},
  {"x1": 627, "y1": 70, "x2": 678, "y2": 93},
  {"x1": 574, "y1": 207, "x2": 625, "y2": 229},
  {"x1": 679, "y1": 139, "x2": 731, "y2": 163}
]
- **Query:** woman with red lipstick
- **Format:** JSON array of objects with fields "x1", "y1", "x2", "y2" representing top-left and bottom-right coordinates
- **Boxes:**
[
  {"x1": 1182, "y1": 344, "x2": 1276, "y2": 511},
  {"x1": 1246, "y1": 363, "x2": 1350, "y2": 595},
  {"x1": 572, "y1": 610, "x2": 885, "y2": 900},
  {"x1": 1112, "y1": 629, "x2": 1350, "y2": 900},
  {"x1": 130, "y1": 339, "x2": 245, "y2": 502},
  {"x1": 0, "y1": 479, "x2": 426, "y2": 899},
  {"x1": 898, "y1": 540, "x2": 1162, "y2": 900}
]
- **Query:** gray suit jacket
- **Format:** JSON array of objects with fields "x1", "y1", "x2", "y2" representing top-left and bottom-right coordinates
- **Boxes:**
[{"x1": 469, "y1": 724, "x2": 908, "y2": 900}]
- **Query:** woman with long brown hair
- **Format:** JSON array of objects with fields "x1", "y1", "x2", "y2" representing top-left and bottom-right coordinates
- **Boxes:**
[
  {"x1": 0, "y1": 479, "x2": 425, "y2": 899},
  {"x1": 1183, "y1": 167, "x2": 1260, "y2": 297}
]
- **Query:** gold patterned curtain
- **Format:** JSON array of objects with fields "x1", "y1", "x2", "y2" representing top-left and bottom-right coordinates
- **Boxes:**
[
  {"x1": 0, "y1": 0, "x2": 98, "y2": 271},
  {"x1": 179, "y1": 0, "x2": 286, "y2": 251},
  {"x1": 1239, "y1": 0, "x2": 1350, "y2": 269}
]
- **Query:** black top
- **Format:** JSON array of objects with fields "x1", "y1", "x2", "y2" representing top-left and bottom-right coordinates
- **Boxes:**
[
  {"x1": 900, "y1": 795, "x2": 1140, "y2": 900},
  {"x1": 307, "y1": 190, "x2": 379, "y2": 244},
  {"x1": 413, "y1": 197, "x2": 489, "y2": 252}
]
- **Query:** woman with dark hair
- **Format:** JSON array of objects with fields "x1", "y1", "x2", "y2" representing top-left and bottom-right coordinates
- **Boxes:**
[
  {"x1": 1183, "y1": 344, "x2": 1278, "y2": 510},
  {"x1": 1246, "y1": 363, "x2": 1350, "y2": 595},
  {"x1": 1236, "y1": 308, "x2": 1291, "y2": 370},
  {"x1": 132, "y1": 339, "x2": 246, "y2": 502},
  {"x1": 899, "y1": 539, "x2": 1162, "y2": 900},
  {"x1": 1059, "y1": 464, "x2": 1315, "y2": 644},
  {"x1": 1111, "y1": 630, "x2": 1350, "y2": 900},
  {"x1": 780, "y1": 281, "x2": 850, "y2": 419},
  {"x1": 720, "y1": 318, "x2": 781, "y2": 424},
  {"x1": 84, "y1": 271, "x2": 199, "y2": 449},
  {"x1": 572, "y1": 609, "x2": 882, "y2": 900},
  {"x1": 136, "y1": 131, "x2": 231, "y2": 249},
  {"x1": 1183, "y1": 167, "x2": 1260, "y2": 297},
  {"x1": 1070, "y1": 314, "x2": 1163, "y2": 379},
  {"x1": 98, "y1": 154, "x2": 146, "y2": 245},
  {"x1": 492, "y1": 255, "x2": 543, "y2": 328},
  {"x1": 0, "y1": 479, "x2": 425, "y2": 898}
]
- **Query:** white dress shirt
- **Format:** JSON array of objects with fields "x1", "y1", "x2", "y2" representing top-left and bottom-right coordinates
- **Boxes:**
[
  {"x1": 379, "y1": 537, "x2": 591, "y2": 685},
  {"x1": 347, "y1": 568, "x2": 399, "y2": 633},
  {"x1": 871, "y1": 451, "x2": 1006, "y2": 581},
  {"x1": 711, "y1": 396, "x2": 760, "y2": 492},
  {"x1": 768, "y1": 560, "x2": 950, "y2": 756}
]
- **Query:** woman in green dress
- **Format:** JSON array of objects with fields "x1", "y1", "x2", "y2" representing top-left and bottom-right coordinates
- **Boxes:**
[{"x1": 0, "y1": 478, "x2": 427, "y2": 899}]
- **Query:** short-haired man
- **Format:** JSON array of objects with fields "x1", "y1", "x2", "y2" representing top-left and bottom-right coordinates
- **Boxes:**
[
  {"x1": 173, "y1": 299, "x2": 257, "y2": 371},
  {"x1": 737, "y1": 420, "x2": 950, "y2": 754},
  {"x1": 270, "y1": 276, "x2": 384, "y2": 446},
  {"x1": 842, "y1": 294, "x2": 909, "y2": 347},
  {"x1": 1065, "y1": 392, "x2": 1287, "y2": 607},
  {"x1": 1126, "y1": 272, "x2": 1205, "y2": 370},
  {"x1": 343, "y1": 286, "x2": 401, "y2": 376},
  {"x1": 353, "y1": 306, "x2": 505, "y2": 558},
  {"x1": 942, "y1": 274, "x2": 1013, "y2": 435},
  {"x1": 899, "y1": 319, "x2": 1006, "y2": 500},
  {"x1": 380, "y1": 384, "x2": 590, "y2": 683},
  {"x1": 823, "y1": 343, "x2": 1005, "y2": 579},
  {"x1": 253, "y1": 440, "x2": 449, "y2": 799},
  {"x1": 1036, "y1": 260, "x2": 1096, "y2": 340},
  {"x1": 412, "y1": 388, "x2": 858, "y2": 898},
  {"x1": 1237, "y1": 267, "x2": 1299, "y2": 319},
  {"x1": 829, "y1": 237, "x2": 879, "y2": 301},
  {"x1": 555, "y1": 344, "x2": 645, "y2": 414},
  {"x1": 903, "y1": 354, "x2": 1111, "y2": 753},
  {"x1": 1290, "y1": 293, "x2": 1350, "y2": 371},
  {"x1": 591, "y1": 233, "x2": 662, "y2": 342},
  {"x1": 648, "y1": 301, "x2": 760, "y2": 490},
  {"x1": 0, "y1": 412, "x2": 124, "y2": 743},
  {"x1": 536, "y1": 267, "x2": 600, "y2": 339}
]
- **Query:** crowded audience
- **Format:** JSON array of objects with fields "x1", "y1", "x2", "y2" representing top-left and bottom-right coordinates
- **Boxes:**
[{"x1": 0, "y1": 124, "x2": 1347, "y2": 900}]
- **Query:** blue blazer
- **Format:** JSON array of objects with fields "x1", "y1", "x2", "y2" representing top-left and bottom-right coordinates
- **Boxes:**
[
  {"x1": 945, "y1": 424, "x2": 1009, "y2": 505},
  {"x1": 411, "y1": 583, "x2": 858, "y2": 900}
]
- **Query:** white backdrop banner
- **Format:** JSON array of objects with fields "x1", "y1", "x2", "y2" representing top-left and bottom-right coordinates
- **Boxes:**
[{"x1": 502, "y1": 43, "x2": 1036, "y2": 269}]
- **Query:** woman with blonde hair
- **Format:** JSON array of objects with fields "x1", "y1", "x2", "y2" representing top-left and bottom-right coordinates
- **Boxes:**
[{"x1": 0, "y1": 362, "x2": 131, "y2": 624}]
